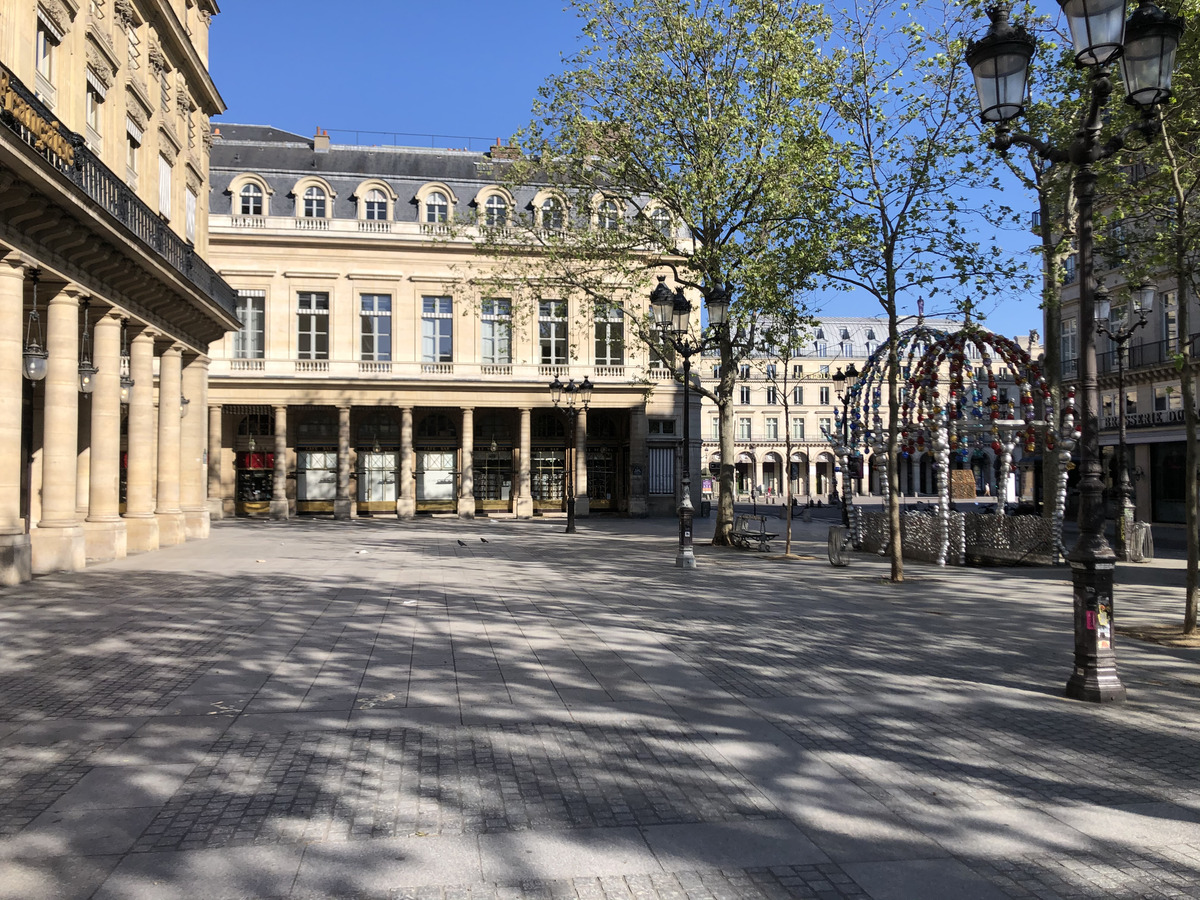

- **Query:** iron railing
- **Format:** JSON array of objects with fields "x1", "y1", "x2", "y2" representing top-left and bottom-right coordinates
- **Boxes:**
[{"x1": 0, "y1": 65, "x2": 237, "y2": 318}]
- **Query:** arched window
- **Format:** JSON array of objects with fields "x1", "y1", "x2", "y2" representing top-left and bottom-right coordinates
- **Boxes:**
[
  {"x1": 649, "y1": 207, "x2": 671, "y2": 237},
  {"x1": 484, "y1": 195, "x2": 508, "y2": 227},
  {"x1": 363, "y1": 188, "x2": 387, "y2": 220},
  {"x1": 598, "y1": 199, "x2": 620, "y2": 231},
  {"x1": 426, "y1": 191, "x2": 448, "y2": 224},
  {"x1": 541, "y1": 197, "x2": 564, "y2": 230},
  {"x1": 239, "y1": 183, "x2": 263, "y2": 216},
  {"x1": 303, "y1": 186, "x2": 327, "y2": 218}
]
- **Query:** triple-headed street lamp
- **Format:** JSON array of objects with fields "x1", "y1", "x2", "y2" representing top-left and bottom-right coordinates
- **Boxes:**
[
  {"x1": 649, "y1": 276, "x2": 730, "y2": 568},
  {"x1": 831, "y1": 363, "x2": 862, "y2": 530},
  {"x1": 548, "y1": 375, "x2": 593, "y2": 534},
  {"x1": 967, "y1": 0, "x2": 1183, "y2": 703},
  {"x1": 1097, "y1": 284, "x2": 1153, "y2": 561}
]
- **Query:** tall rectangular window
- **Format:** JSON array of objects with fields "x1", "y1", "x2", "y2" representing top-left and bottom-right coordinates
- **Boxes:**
[
  {"x1": 710, "y1": 418, "x2": 720, "y2": 440},
  {"x1": 297, "y1": 291, "x2": 329, "y2": 360},
  {"x1": 539, "y1": 300, "x2": 568, "y2": 365},
  {"x1": 819, "y1": 386, "x2": 831, "y2": 405},
  {"x1": 792, "y1": 364, "x2": 803, "y2": 377},
  {"x1": 595, "y1": 303, "x2": 624, "y2": 365},
  {"x1": 35, "y1": 20, "x2": 58, "y2": 106},
  {"x1": 481, "y1": 298, "x2": 512, "y2": 365},
  {"x1": 158, "y1": 154, "x2": 172, "y2": 218},
  {"x1": 819, "y1": 417, "x2": 832, "y2": 437},
  {"x1": 360, "y1": 294, "x2": 392, "y2": 361},
  {"x1": 234, "y1": 290, "x2": 265, "y2": 359},
  {"x1": 1162, "y1": 290, "x2": 1179, "y2": 349},
  {"x1": 793, "y1": 385, "x2": 804, "y2": 405},
  {"x1": 1062, "y1": 318, "x2": 1078, "y2": 362},
  {"x1": 791, "y1": 417, "x2": 805, "y2": 440},
  {"x1": 125, "y1": 124, "x2": 141, "y2": 188},
  {"x1": 737, "y1": 417, "x2": 752, "y2": 440},
  {"x1": 185, "y1": 188, "x2": 197, "y2": 242},
  {"x1": 739, "y1": 386, "x2": 751, "y2": 405},
  {"x1": 1155, "y1": 386, "x2": 1181, "y2": 412},
  {"x1": 765, "y1": 417, "x2": 779, "y2": 440},
  {"x1": 422, "y1": 296, "x2": 453, "y2": 362},
  {"x1": 765, "y1": 386, "x2": 777, "y2": 405},
  {"x1": 85, "y1": 81, "x2": 104, "y2": 149}
]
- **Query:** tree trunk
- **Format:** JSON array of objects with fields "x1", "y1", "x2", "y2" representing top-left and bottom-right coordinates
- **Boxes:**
[
  {"x1": 1177, "y1": 232, "x2": 1198, "y2": 633},
  {"x1": 886, "y1": 305, "x2": 904, "y2": 582},
  {"x1": 712, "y1": 334, "x2": 738, "y2": 546}
]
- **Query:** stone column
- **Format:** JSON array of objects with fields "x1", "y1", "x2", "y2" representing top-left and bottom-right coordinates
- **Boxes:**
[
  {"x1": 32, "y1": 284, "x2": 86, "y2": 573},
  {"x1": 270, "y1": 405, "x2": 289, "y2": 520},
  {"x1": 516, "y1": 407, "x2": 532, "y2": 518},
  {"x1": 458, "y1": 406, "x2": 474, "y2": 518},
  {"x1": 397, "y1": 406, "x2": 415, "y2": 518},
  {"x1": 180, "y1": 355, "x2": 210, "y2": 539},
  {"x1": 85, "y1": 311, "x2": 126, "y2": 561},
  {"x1": 154, "y1": 342, "x2": 186, "y2": 546},
  {"x1": 207, "y1": 404, "x2": 224, "y2": 520},
  {"x1": 124, "y1": 329, "x2": 159, "y2": 551},
  {"x1": 629, "y1": 404, "x2": 648, "y2": 517},
  {"x1": 807, "y1": 460, "x2": 817, "y2": 498},
  {"x1": 0, "y1": 257, "x2": 31, "y2": 585},
  {"x1": 335, "y1": 405, "x2": 352, "y2": 519},
  {"x1": 574, "y1": 408, "x2": 589, "y2": 517}
]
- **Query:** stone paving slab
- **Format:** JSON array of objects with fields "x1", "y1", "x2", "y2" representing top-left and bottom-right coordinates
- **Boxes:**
[{"x1": 0, "y1": 516, "x2": 1198, "y2": 899}]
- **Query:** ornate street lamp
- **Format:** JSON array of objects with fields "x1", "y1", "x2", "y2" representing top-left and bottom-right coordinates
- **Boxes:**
[
  {"x1": 548, "y1": 374, "x2": 593, "y2": 534},
  {"x1": 119, "y1": 318, "x2": 134, "y2": 405},
  {"x1": 1096, "y1": 284, "x2": 1153, "y2": 561},
  {"x1": 649, "y1": 275, "x2": 730, "y2": 568},
  {"x1": 22, "y1": 269, "x2": 48, "y2": 382},
  {"x1": 966, "y1": 0, "x2": 1183, "y2": 703}
]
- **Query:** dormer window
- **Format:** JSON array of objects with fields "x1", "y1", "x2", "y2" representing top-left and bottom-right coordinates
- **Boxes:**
[
  {"x1": 426, "y1": 191, "x2": 449, "y2": 224},
  {"x1": 598, "y1": 199, "x2": 620, "y2": 231},
  {"x1": 303, "y1": 186, "x2": 327, "y2": 218},
  {"x1": 649, "y1": 207, "x2": 671, "y2": 238},
  {"x1": 364, "y1": 189, "x2": 387, "y2": 220},
  {"x1": 542, "y1": 197, "x2": 564, "y2": 230},
  {"x1": 240, "y1": 183, "x2": 263, "y2": 216},
  {"x1": 485, "y1": 195, "x2": 508, "y2": 227}
]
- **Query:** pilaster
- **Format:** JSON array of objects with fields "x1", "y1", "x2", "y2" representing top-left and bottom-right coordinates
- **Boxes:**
[
  {"x1": 397, "y1": 407, "x2": 415, "y2": 518},
  {"x1": 458, "y1": 407, "x2": 475, "y2": 518},
  {"x1": 154, "y1": 343, "x2": 186, "y2": 546},
  {"x1": 207, "y1": 403, "x2": 224, "y2": 520},
  {"x1": 85, "y1": 311, "x2": 127, "y2": 562},
  {"x1": 335, "y1": 405, "x2": 352, "y2": 520},
  {"x1": 124, "y1": 329, "x2": 159, "y2": 552},
  {"x1": 270, "y1": 405, "x2": 289, "y2": 520},
  {"x1": 516, "y1": 407, "x2": 532, "y2": 518},
  {"x1": 0, "y1": 257, "x2": 31, "y2": 584}
]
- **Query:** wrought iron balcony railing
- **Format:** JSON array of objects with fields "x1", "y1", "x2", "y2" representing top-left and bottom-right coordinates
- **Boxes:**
[{"x1": 0, "y1": 64, "x2": 237, "y2": 318}]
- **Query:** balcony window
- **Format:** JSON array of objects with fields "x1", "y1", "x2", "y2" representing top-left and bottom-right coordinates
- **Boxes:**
[
  {"x1": 425, "y1": 191, "x2": 449, "y2": 224},
  {"x1": 422, "y1": 296, "x2": 453, "y2": 363},
  {"x1": 539, "y1": 300, "x2": 568, "y2": 365},
  {"x1": 765, "y1": 386, "x2": 777, "y2": 405},
  {"x1": 234, "y1": 291, "x2": 265, "y2": 359},
  {"x1": 737, "y1": 417, "x2": 752, "y2": 440},
  {"x1": 793, "y1": 385, "x2": 804, "y2": 405},
  {"x1": 85, "y1": 81, "x2": 104, "y2": 150},
  {"x1": 360, "y1": 294, "x2": 392, "y2": 362},
  {"x1": 595, "y1": 303, "x2": 624, "y2": 366},
  {"x1": 598, "y1": 199, "x2": 620, "y2": 231},
  {"x1": 363, "y1": 189, "x2": 388, "y2": 220},
  {"x1": 484, "y1": 195, "x2": 508, "y2": 227},
  {"x1": 481, "y1": 298, "x2": 512, "y2": 365},
  {"x1": 791, "y1": 417, "x2": 805, "y2": 440},
  {"x1": 35, "y1": 20, "x2": 58, "y2": 106},
  {"x1": 765, "y1": 417, "x2": 779, "y2": 440},
  {"x1": 297, "y1": 292, "x2": 330, "y2": 360},
  {"x1": 541, "y1": 197, "x2": 564, "y2": 230},
  {"x1": 158, "y1": 154, "x2": 172, "y2": 219},
  {"x1": 819, "y1": 386, "x2": 830, "y2": 405},
  {"x1": 739, "y1": 386, "x2": 751, "y2": 405},
  {"x1": 1062, "y1": 318, "x2": 1078, "y2": 365}
]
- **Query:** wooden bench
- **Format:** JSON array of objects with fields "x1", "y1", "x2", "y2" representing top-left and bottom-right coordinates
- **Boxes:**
[{"x1": 730, "y1": 514, "x2": 777, "y2": 552}]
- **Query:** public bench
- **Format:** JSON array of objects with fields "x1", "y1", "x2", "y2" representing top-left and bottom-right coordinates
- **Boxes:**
[{"x1": 730, "y1": 514, "x2": 777, "y2": 552}]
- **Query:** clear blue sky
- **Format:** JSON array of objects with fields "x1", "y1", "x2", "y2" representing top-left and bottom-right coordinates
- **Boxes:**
[{"x1": 208, "y1": 1, "x2": 1044, "y2": 342}]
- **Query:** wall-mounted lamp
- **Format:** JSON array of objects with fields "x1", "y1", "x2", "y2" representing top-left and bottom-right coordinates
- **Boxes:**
[
  {"x1": 78, "y1": 299, "x2": 98, "y2": 394},
  {"x1": 119, "y1": 318, "x2": 134, "y2": 404},
  {"x1": 22, "y1": 269, "x2": 48, "y2": 382}
]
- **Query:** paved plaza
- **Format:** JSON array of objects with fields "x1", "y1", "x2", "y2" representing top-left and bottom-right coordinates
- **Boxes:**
[{"x1": 1, "y1": 513, "x2": 1199, "y2": 900}]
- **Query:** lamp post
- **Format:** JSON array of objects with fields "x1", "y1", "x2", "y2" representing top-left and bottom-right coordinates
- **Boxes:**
[
  {"x1": 548, "y1": 375, "x2": 592, "y2": 534},
  {"x1": 967, "y1": 0, "x2": 1183, "y2": 703},
  {"x1": 649, "y1": 275, "x2": 730, "y2": 568},
  {"x1": 1097, "y1": 284, "x2": 1153, "y2": 560},
  {"x1": 832, "y1": 363, "x2": 862, "y2": 529}
]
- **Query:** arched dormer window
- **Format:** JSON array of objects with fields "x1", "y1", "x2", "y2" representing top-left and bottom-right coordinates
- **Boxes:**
[
  {"x1": 239, "y1": 183, "x2": 263, "y2": 216},
  {"x1": 542, "y1": 197, "x2": 564, "y2": 230},
  {"x1": 303, "y1": 186, "x2": 327, "y2": 218},
  {"x1": 597, "y1": 198, "x2": 620, "y2": 231},
  {"x1": 484, "y1": 195, "x2": 508, "y2": 227},
  {"x1": 364, "y1": 189, "x2": 387, "y2": 220},
  {"x1": 427, "y1": 192, "x2": 448, "y2": 223},
  {"x1": 229, "y1": 174, "x2": 273, "y2": 218},
  {"x1": 649, "y1": 207, "x2": 672, "y2": 238},
  {"x1": 354, "y1": 180, "x2": 397, "y2": 222}
]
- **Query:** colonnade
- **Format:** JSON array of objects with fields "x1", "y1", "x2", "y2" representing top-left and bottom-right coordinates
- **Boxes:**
[{"x1": 1, "y1": 257, "x2": 211, "y2": 585}]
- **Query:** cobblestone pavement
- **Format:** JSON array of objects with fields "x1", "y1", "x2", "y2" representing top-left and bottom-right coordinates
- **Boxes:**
[{"x1": 1, "y1": 515, "x2": 1198, "y2": 899}]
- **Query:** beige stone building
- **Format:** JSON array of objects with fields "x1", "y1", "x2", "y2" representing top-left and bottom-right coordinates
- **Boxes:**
[
  {"x1": 204, "y1": 126, "x2": 690, "y2": 522},
  {"x1": 0, "y1": 0, "x2": 235, "y2": 586}
]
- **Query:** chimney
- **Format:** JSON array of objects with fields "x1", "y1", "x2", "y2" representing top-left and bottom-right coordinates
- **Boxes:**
[
  {"x1": 313, "y1": 128, "x2": 330, "y2": 152},
  {"x1": 489, "y1": 138, "x2": 520, "y2": 160}
]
